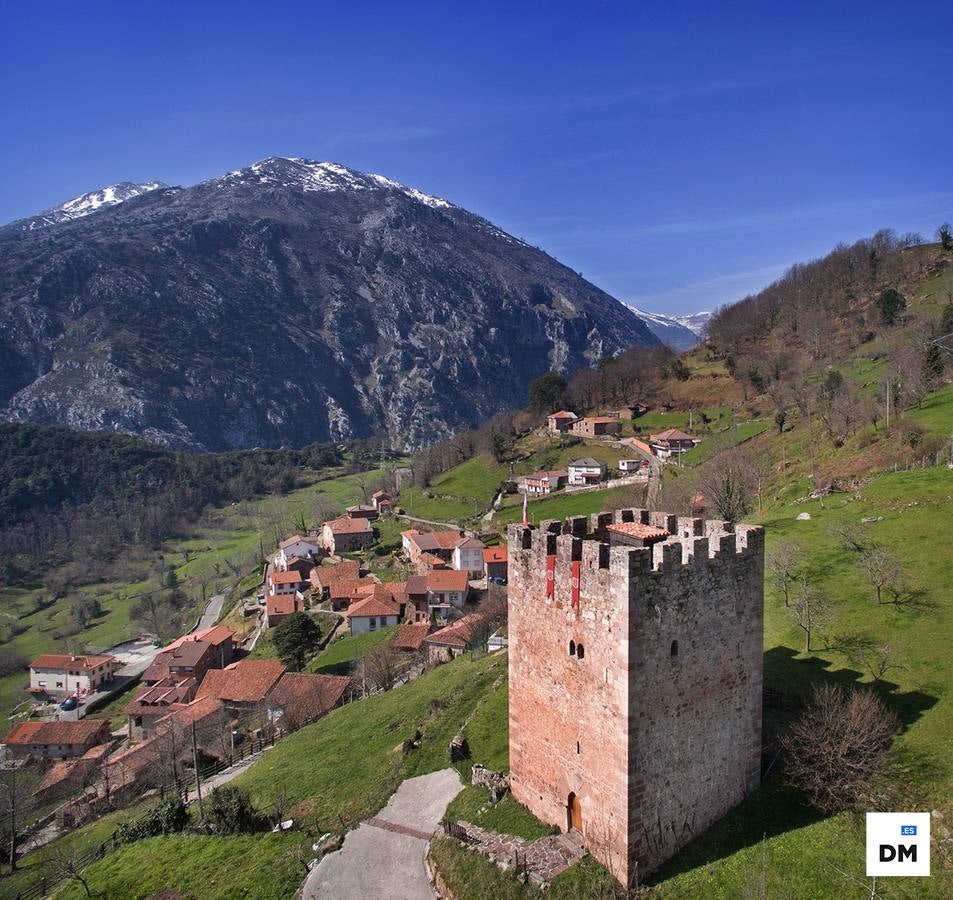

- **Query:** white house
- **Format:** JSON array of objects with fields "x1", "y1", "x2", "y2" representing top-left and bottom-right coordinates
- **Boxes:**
[
  {"x1": 452, "y1": 537, "x2": 485, "y2": 576},
  {"x1": 268, "y1": 570, "x2": 306, "y2": 596},
  {"x1": 567, "y1": 458, "x2": 607, "y2": 486},
  {"x1": 425, "y1": 570, "x2": 470, "y2": 615},
  {"x1": 274, "y1": 535, "x2": 322, "y2": 570},
  {"x1": 346, "y1": 594, "x2": 401, "y2": 635},
  {"x1": 28, "y1": 654, "x2": 117, "y2": 700},
  {"x1": 618, "y1": 459, "x2": 646, "y2": 474}
]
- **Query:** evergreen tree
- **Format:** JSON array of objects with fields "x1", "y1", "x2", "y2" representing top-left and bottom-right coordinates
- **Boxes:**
[
  {"x1": 272, "y1": 612, "x2": 321, "y2": 671},
  {"x1": 527, "y1": 372, "x2": 567, "y2": 413}
]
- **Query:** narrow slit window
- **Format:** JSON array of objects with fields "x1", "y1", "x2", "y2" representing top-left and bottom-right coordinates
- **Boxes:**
[
  {"x1": 577, "y1": 644, "x2": 585, "y2": 659},
  {"x1": 671, "y1": 639, "x2": 679, "y2": 661},
  {"x1": 569, "y1": 640, "x2": 576, "y2": 656}
]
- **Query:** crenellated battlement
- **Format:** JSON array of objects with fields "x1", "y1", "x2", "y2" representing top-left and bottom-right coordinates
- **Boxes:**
[{"x1": 507, "y1": 506, "x2": 764, "y2": 578}]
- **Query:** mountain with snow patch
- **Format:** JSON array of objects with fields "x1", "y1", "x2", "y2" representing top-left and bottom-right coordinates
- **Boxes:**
[
  {"x1": 0, "y1": 156, "x2": 655, "y2": 451},
  {"x1": 624, "y1": 304, "x2": 710, "y2": 350},
  {"x1": 12, "y1": 181, "x2": 168, "y2": 232}
]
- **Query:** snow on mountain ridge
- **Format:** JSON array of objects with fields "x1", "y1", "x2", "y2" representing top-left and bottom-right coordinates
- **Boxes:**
[
  {"x1": 623, "y1": 304, "x2": 710, "y2": 350},
  {"x1": 19, "y1": 181, "x2": 168, "y2": 232}
]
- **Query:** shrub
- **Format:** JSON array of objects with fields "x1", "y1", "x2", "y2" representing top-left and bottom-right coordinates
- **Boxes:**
[
  {"x1": 207, "y1": 785, "x2": 262, "y2": 834},
  {"x1": 116, "y1": 798, "x2": 189, "y2": 844}
]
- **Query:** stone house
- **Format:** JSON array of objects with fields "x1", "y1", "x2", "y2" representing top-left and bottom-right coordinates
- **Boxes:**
[
  {"x1": 266, "y1": 593, "x2": 304, "y2": 627},
  {"x1": 3, "y1": 719, "x2": 111, "y2": 761},
  {"x1": 322, "y1": 516, "x2": 374, "y2": 554},
  {"x1": 274, "y1": 535, "x2": 323, "y2": 570},
  {"x1": 570, "y1": 416, "x2": 621, "y2": 438},
  {"x1": 310, "y1": 560, "x2": 361, "y2": 600},
  {"x1": 507, "y1": 508, "x2": 764, "y2": 888},
  {"x1": 547, "y1": 411, "x2": 578, "y2": 433},
  {"x1": 423, "y1": 614, "x2": 490, "y2": 664}
]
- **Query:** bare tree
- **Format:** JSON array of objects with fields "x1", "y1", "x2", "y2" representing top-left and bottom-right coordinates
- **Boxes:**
[
  {"x1": 788, "y1": 582, "x2": 832, "y2": 653},
  {"x1": 857, "y1": 544, "x2": 902, "y2": 605},
  {"x1": 46, "y1": 843, "x2": 93, "y2": 896},
  {"x1": 698, "y1": 456, "x2": 752, "y2": 525},
  {"x1": 364, "y1": 641, "x2": 404, "y2": 693},
  {"x1": 781, "y1": 684, "x2": 900, "y2": 813},
  {"x1": 848, "y1": 642, "x2": 906, "y2": 684},
  {"x1": 767, "y1": 541, "x2": 804, "y2": 607},
  {"x1": 0, "y1": 765, "x2": 38, "y2": 873}
]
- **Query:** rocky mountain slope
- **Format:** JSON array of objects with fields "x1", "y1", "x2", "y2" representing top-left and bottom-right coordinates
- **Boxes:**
[
  {"x1": 623, "y1": 305, "x2": 710, "y2": 350},
  {"x1": 0, "y1": 158, "x2": 655, "y2": 451},
  {"x1": 10, "y1": 181, "x2": 168, "y2": 232}
]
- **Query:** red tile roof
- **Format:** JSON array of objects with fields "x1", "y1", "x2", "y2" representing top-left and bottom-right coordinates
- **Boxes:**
[
  {"x1": 270, "y1": 570, "x2": 304, "y2": 585},
  {"x1": 324, "y1": 516, "x2": 372, "y2": 534},
  {"x1": 393, "y1": 622, "x2": 432, "y2": 651},
  {"x1": 164, "y1": 625, "x2": 236, "y2": 652},
  {"x1": 425, "y1": 614, "x2": 487, "y2": 649},
  {"x1": 606, "y1": 522, "x2": 671, "y2": 541},
  {"x1": 347, "y1": 594, "x2": 401, "y2": 619},
  {"x1": 30, "y1": 653, "x2": 115, "y2": 671},
  {"x1": 268, "y1": 672, "x2": 348, "y2": 715},
  {"x1": 195, "y1": 659, "x2": 287, "y2": 704},
  {"x1": 548, "y1": 410, "x2": 577, "y2": 419},
  {"x1": 126, "y1": 677, "x2": 196, "y2": 716},
  {"x1": 425, "y1": 569, "x2": 471, "y2": 592},
  {"x1": 311, "y1": 560, "x2": 361, "y2": 587},
  {"x1": 267, "y1": 594, "x2": 301, "y2": 616},
  {"x1": 405, "y1": 530, "x2": 466, "y2": 552},
  {"x1": 483, "y1": 547, "x2": 507, "y2": 563},
  {"x1": 405, "y1": 575, "x2": 428, "y2": 595},
  {"x1": 650, "y1": 428, "x2": 695, "y2": 441},
  {"x1": 163, "y1": 696, "x2": 226, "y2": 730},
  {"x1": 5, "y1": 719, "x2": 108, "y2": 746}
]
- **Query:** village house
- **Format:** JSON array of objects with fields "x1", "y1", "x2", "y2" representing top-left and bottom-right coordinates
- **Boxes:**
[
  {"x1": 322, "y1": 516, "x2": 374, "y2": 554},
  {"x1": 452, "y1": 536, "x2": 486, "y2": 577},
  {"x1": 268, "y1": 569, "x2": 307, "y2": 596},
  {"x1": 27, "y1": 653, "x2": 116, "y2": 701},
  {"x1": 523, "y1": 470, "x2": 567, "y2": 495},
  {"x1": 32, "y1": 743, "x2": 112, "y2": 806},
  {"x1": 567, "y1": 458, "x2": 608, "y2": 486},
  {"x1": 547, "y1": 410, "x2": 578, "y2": 433},
  {"x1": 604, "y1": 521, "x2": 672, "y2": 549},
  {"x1": 327, "y1": 577, "x2": 375, "y2": 612},
  {"x1": 145, "y1": 626, "x2": 237, "y2": 684},
  {"x1": 371, "y1": 490, "x2": 393, "y2": 514},
  {"x1": 345, "y1": 504, "x2": 379, "y2": 521},
  {"x1": 309, "y1": 559, "x2": 361, "y2": 600},
  {"x1": 126, "y1": 677, "x2": 198, "y2": 739},
  {"x1": 266, "y1": 672, "x2": 349, "y2": 730},
  {"x1": 570, "y1": 416, "x2": 621, "y2": 438},
  {"x1": 266, "y1": 593, "x2": 304, "y2": 627},
  {"x1": 423, "y1": 614, "x2": 490, "y2": 664},
  {"x1": 403, "y1": 575, "x2": 429, "y2": 621},
  {"x1": 194, "y1": 659, "x2": 287, "y2": 713},
  {"x1": 3, "y1": 719, "x2": 111, "y2": 761},
  {"x1": 274, "y1": 534, "x2": 323, "y2": 571},
  {"x1": 618, "y1": 458, "x2": 647, "y2": 474},
  {"x1": 425, "y1": 569, "x2": 471, "y2": 616},
  {"x1": 483, "y1": 546, "x2": 508, "y2": 581},
  {"x1": 649, "y1": 428, "x2": 699, "y2": 459},
  {"x1": 281, "y1": 555, "x2": 315, "y2": 579},
  {"x1": 346, "y1": 591, "x2": 401, "y2": 635},
  {"x1": 393, "y1": 621, "x2": 432, "y2": 652}
]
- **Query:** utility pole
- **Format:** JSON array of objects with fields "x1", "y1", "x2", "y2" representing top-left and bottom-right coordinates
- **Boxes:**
[
  {"x1": 192, "y1": 721, "x2": 205, "y2": 822},
  {"x1": 885, "y1": 379, "x2": 890, "y2": 429}
]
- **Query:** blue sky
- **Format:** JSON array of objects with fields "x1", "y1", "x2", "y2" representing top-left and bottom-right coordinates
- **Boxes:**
[{"x1": 2, "y1": 1, "x2": 950, "y2": 315}]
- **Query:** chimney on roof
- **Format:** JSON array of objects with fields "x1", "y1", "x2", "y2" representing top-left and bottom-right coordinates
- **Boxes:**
[{"x1": 70, "y1": 654, "x2": 76, "y2": 662}]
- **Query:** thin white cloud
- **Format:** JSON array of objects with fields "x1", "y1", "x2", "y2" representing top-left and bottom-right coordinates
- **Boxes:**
[{"x1": 626, "y1": 263, "x2": 789, "y2": 314}]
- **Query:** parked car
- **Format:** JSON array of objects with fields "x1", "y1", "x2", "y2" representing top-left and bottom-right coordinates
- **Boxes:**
[
  {"x1": 60, "y1": 696, "x2": 78, "y2": 711},
  {"x1": 489, "y1": 576, "x2": 507, "y2": 586}
]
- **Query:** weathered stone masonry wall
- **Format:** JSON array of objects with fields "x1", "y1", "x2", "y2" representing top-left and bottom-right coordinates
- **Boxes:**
[{"x1": 507, "y1": 509, "x2": 764, "y2": 888}]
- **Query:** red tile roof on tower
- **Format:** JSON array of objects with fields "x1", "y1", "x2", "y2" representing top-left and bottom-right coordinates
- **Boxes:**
[
  {"x1": 195, "y1": 659, "x2": 287, "y2": 704},
  {"x1": 605, "y1": 522, "x2": 671, "y2": 541},
  {"x1": 483, "y1": 546, "x2": 507, "y2": 564},
  {"x1": 425, "y1": 569, "x2": 471, "y2": 592},
  {"x1": 30, "y1": 653, "x2": 115, "y2": 671},
  {"x1": 393, "y1": 622, "x2": 432, "y2": 651}
]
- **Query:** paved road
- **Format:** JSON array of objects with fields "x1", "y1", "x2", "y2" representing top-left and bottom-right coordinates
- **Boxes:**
[
  {"x1": 303, "y1": 768, "x2": 463, "y2": 900},
  {"x1": 195, "y1": 592, "x2": 226, "y2": 632}
]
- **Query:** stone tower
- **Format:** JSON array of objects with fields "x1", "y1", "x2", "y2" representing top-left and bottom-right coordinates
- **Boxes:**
[{"x1": 507, "y1": 508, "x2": 763, "y2": 887}]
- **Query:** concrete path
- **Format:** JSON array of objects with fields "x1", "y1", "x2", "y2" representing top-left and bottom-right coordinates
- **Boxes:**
[
  {"x1": 195, "y1": 592, "x2": 226, "y2": 631},
  {"x1": 303, "y1": 768, "x2": 463, "y2": 900},
  {"x1": 187, "y1": 747, "x2": 271, "y2": 804}
]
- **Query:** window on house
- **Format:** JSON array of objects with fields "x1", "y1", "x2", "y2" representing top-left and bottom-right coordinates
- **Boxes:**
[
  {"x1": 569, "y1": 640, "x2": 576, "y2": 656},
  {"x1": 576, "y1": 644, "x2": 585, "y2": 660},
  {"x1": 671, "y1": 640, "x2": 679, "y2": 661}
]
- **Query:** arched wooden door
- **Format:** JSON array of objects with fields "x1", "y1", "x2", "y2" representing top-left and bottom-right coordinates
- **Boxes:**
[{"x1": 567, "y1": 792, "x2": 582, "y2": 832}]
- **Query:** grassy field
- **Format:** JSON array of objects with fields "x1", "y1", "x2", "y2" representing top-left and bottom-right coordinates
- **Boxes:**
[
  {"x1": 494, "y1": 485, "x2": 638, "y2": 527},
  {"x1": 235, "y1": 651, "x2": 507, "y2": 830},
  {"x1": 56, "y1": 833, "x2": 310, "y2": 900},
  {"x1": 678, "y1": 419, "x2": 771, "y2": 466},
  {"x1": 305, "y1": 625, "x2": 396, "y2": 675}
]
